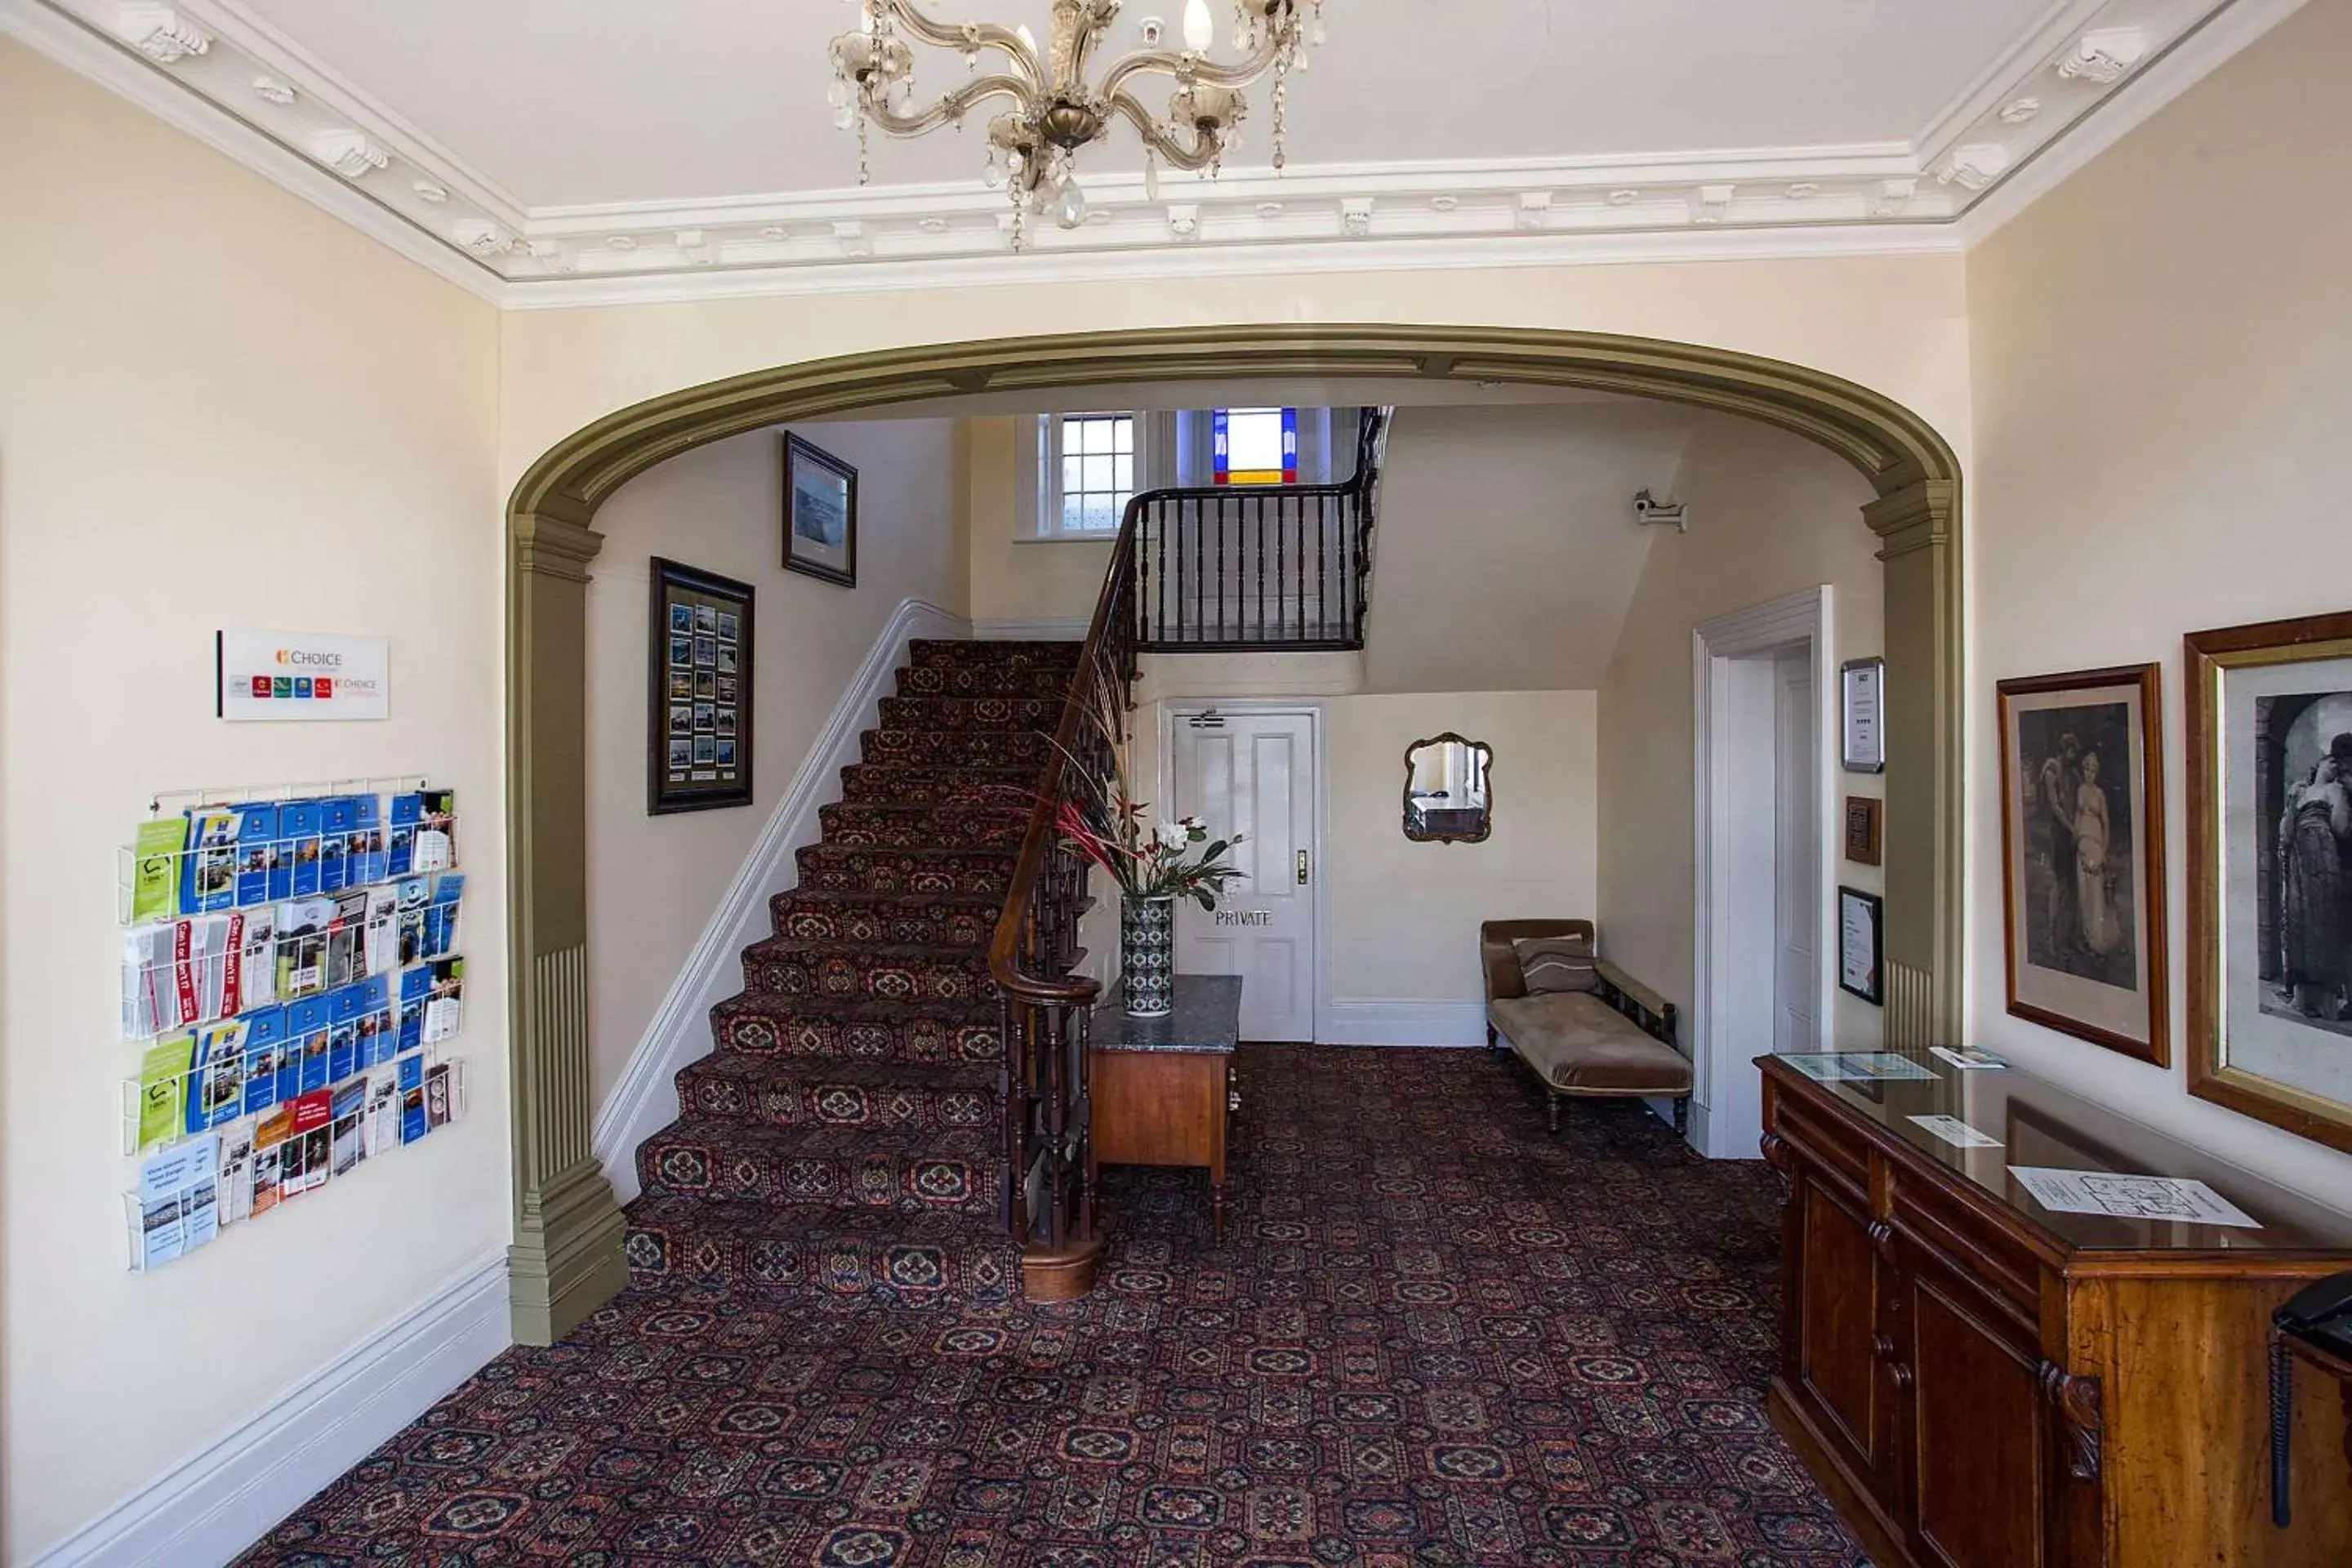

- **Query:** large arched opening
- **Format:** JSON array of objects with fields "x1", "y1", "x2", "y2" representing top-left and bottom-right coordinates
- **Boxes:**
[{"x1": 501, "y1": 323, "x2": 1962, "y2": 1341}]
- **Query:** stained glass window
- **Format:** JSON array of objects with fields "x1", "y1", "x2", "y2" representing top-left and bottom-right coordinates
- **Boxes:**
[{"x1": 1214, "y1": 407, "x2": 1298, "y2": 485}]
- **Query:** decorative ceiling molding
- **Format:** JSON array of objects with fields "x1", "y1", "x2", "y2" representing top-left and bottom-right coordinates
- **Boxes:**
[{"x1": 2, "y1": 0, "x2": 2305, "y2": 308}]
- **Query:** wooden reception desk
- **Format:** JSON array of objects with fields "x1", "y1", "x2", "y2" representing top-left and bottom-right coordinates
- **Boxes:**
[{"x1": 1758, "y1": 1050, "x2": 2352, "y2": 1568}]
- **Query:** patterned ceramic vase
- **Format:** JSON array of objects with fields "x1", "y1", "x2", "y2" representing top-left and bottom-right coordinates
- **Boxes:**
[{"x1": 1121, "y1": 896, "x2": 1176, "y2": 1018}]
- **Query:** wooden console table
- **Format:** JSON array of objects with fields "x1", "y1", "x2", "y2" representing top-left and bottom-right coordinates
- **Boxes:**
[
  {"x1": 1758, "y1": 1050, "x2": 2352, "y2": 1568},
  {"x1": 1091, "y1": 976, "x2": 1240, "y2": 1241}
]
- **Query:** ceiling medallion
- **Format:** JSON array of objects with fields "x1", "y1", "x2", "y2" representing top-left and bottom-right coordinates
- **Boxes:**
[{"x1": 830, "y1": 0, "x2": 1329, "y2": 250}]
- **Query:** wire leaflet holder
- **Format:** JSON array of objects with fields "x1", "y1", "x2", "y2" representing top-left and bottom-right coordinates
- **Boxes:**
[{"x1": 114, "y1": 774, "x2": 469, "y2": 1272}]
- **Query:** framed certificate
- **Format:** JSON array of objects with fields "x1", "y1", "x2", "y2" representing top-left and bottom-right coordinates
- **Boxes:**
[
  {"x1": 1838, "y1": 886, "x2": 1884, "y2": 1006},
  {"x1": 1842, "y1": 657, "x2": 1886, "y2": 773}
]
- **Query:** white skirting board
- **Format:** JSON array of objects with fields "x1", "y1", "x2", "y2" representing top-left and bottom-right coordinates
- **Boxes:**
[
  {"x1": 1316, "y1": 998, "x2": 1488, "y2": 1048},
  {"x1": 30, "y1": 1252, "x2": 510, "y2": 1568},
  {"x1": 973, "y1": 617, "x2": 1090, "y2": 642},
  {"x1": 593, "y1": 598, "x2": 973, "y2": 1201}
]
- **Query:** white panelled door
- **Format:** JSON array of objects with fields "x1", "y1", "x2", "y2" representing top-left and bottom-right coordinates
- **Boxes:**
[{"x1": 1166, "y1": 708, "x2": 1318, "y2": 1042}]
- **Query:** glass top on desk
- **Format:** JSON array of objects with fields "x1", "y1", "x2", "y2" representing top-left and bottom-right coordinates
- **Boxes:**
[{"x1": 1762, "y1": 1049, "x2": 2352, "y2": 1254}]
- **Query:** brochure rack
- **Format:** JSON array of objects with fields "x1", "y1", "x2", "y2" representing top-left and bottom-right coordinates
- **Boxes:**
[{"x1": 116, "y1": 774, "x2": 468, "y2": 1272}]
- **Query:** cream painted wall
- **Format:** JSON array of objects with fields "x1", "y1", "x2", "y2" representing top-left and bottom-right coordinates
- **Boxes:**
[
  {"x1": 1362, "y1": 403, "x2": 1686, "y2": 692},
  {"x1": 1595, "y1": 413, "x2": 1886, "y2": 1051},
  {"x1": 965, "y1": 414, "x2": 1112, "y2": 626},
  {"x1": 584, "y1": 418, "x2": 964, "y2": 1108},
  {"x1": 1966, "y1": 0, "x2": 2352, "y2": 1203},
  {"x1": 1326, "y1": 693, "x2": 1599, "y2": 1008},
  {"x1": 497, "y1": 254, "x2": 1975, "y2": 513},
  {"x1": 0, "y1": 39, "x2": 503, "y2": 1562}
]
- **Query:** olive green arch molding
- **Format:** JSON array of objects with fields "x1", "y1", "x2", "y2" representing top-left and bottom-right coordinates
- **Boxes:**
[{"x1": 502, "y1": 323, "x2": 1963, "y2": 1343}]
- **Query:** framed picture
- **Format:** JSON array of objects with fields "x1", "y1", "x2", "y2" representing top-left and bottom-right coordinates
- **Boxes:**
[
  {"x1": 1842, "y1": 657, "x2": 1886, "y2": 773},
  {"x1": 1838, "y1": 886, "x2": 1884, "y2": 1006},
  {"x1": 648, "y1": 558, "x2": 754, "y2": 815},
  {"x1": 2185, "y1": 610, "x2": 2352, "y2": 1154},
  {"x1": 1997, "y1": 664, "x2": 2168, "y2": 1066},
  {"x1": 782, "y1": 432, "x2": 858, "y2": 588},
  {"x1": 1844, "y1": 796, "x2": 1883, "y2": 866}
]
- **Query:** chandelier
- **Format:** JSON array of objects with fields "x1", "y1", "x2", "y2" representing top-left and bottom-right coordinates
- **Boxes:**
[{"x1": 828, "y1": 0, "x2": 1329, "y2": 247}]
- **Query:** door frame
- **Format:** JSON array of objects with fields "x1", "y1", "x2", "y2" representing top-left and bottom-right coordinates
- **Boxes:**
[
  {"x1": 1692, "y1": 586, "x2": 1835, "y2": 1160},
  {"x1": 1156, "y1": 697, "x2": 1331, "y2": 1044}
]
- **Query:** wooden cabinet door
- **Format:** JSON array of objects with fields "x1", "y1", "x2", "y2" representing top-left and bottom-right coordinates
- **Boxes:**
[
  {"x1": 1897, "y1": 1248, "x2": 2051, "y2": 1568},
  {"x1": 1788, "y1": 1166, "x2": 1887, "y2": 1494}
]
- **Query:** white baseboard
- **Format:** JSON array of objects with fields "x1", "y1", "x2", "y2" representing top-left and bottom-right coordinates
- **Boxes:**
[
  {"x1": 32, "y1": 1252, "x2": 510, "y2": 1568},
  {"x1": 594, "y1": 598, "x2": 972, "y2": 1200},
  {"x1": 973, "y1": 616, "x2": 1089, "y2": 641},
  {"x1": 1318, "y1": 998, "x2": 1488, "y2": 1048}
]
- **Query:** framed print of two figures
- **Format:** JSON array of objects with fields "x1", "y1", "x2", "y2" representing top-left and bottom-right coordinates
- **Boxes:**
[{"x1": 1999, "y1": 664, "x2": 2169, "y2": 1066}]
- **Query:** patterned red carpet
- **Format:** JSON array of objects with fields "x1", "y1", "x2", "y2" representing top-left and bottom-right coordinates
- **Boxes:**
[{"x1": 238, "y1": 1045, "x2": 1865, "y2": 1566}]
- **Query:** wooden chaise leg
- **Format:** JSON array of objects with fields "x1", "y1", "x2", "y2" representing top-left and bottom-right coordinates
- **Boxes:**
[{"x1": 1486, "y1": 1025, "x2": 1499, "y2": 1051}]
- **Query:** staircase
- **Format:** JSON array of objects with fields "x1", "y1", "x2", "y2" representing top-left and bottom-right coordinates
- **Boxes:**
[{"x1": 621, "y1": 638, "x2": 1080, "y2": 1307}]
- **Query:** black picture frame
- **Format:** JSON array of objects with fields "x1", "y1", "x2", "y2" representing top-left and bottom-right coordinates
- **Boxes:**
[
  {"x1": 648, "y1": 557, "x2": 754, "y2": 815},
  {"x1": 782, "y1": 432, "x2": 858, "y2": 588},
  {"x1": 1838, "y1": 885, "x2": 1885, "y2": 1006}
]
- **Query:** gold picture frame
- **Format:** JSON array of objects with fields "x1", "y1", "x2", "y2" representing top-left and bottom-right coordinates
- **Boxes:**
[{"x1": 2185, "y1": 610, "x2": 2352, "y2": 1155}]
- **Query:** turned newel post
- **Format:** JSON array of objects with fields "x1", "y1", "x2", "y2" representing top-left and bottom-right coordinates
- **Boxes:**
[
  {"x1": 1863, "y1": 477, "x2": 1962, "y2": 1048},
  {"x1": 506, "y1": 510, "x2": 630, "y2": 1344}
]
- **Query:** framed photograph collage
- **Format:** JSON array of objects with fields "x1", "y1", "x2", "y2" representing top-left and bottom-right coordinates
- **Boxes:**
[{"x1": 648, "y1": 558, "x2": 754, "y2": 815}]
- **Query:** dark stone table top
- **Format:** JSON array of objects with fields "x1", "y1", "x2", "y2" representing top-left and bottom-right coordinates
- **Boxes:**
[{"x1": 1092, "y1": 975, "x2": 1242, "y2": 1054}]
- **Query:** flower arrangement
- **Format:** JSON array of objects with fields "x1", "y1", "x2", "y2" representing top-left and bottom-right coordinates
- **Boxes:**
[
  {"x1": 1040, "y1": 659, "x2": 1246, "y2": 909},
  {"x1": 1050, "y1": 791, "x2": 1246, "y2": 908}
]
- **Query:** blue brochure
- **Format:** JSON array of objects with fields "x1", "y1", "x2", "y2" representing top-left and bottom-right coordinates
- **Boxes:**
[
  {"x1": 350, "y1": 795, "x2": 386, "y2": 885},
  {"x1": 318, "y1": 798, "x2": 355, "y2": 892},
  {"x1": 232, "y1": 804, "x2": 279, "y2": 907},
  {"x1": 387, "y1": 793, "x2": 423, "y2": 877},
  {"x1": 241, "y1": 1005, "x2": 287, "y2": 1116},
  {"x1": 281, "y1": 800, "x2": 325, "y2": 898}
]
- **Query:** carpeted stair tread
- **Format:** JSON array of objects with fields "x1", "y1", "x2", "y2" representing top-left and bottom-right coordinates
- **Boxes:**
[
  {"x1": 636, "y1": 1116, "x2": 1004, "y2": 1213},
  {"x1": 896, "y1": 662, "x2": 1080, "y2": 699},
  {"x1": 858, "y1": 728, "x2": 1055, "y2": 768},
  {"x1": 836, "y1": 761, "x2": 1040, "y2": 804},
  {"x1": 623, "y1": 1191, "x2": 1018, "y2": 1303},
  {"x1": 768, "y1": 889, "x2": 1002, "y2": 947},
  {"x1": 906, "y1": 638, "x2": 1081, "y2": 667},
  {"x1": 816, "y1": 801, "x2": 1026, "y2": 849},
  {"x1": 876, "y1": 695, "x2": 1067, "y2": 731},
  {"x1": 741, "y1": 937, "x2": 996, "y2": 1003},
  {"x1": 716, "y1": 991, "x2": 1002, "y2": 1028},
  {"x1": 675, "y1": 1051, "x2": 1000, "y2": 1129}
]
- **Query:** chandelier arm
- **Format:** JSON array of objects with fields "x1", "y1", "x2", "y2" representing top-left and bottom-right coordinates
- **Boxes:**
[
  {"x1": 876, "y1": 2, "x2": 1045, "y2": 91},
  {"x1": 1096, "y1": 35, "x2": 1283, "y2": 105},
  {"x1": 1107, "y1": 91, "x2": 1223, "y2": 172},
  {"x1": 861, "y1": 75, "x2": 1036, "y2": 140}
]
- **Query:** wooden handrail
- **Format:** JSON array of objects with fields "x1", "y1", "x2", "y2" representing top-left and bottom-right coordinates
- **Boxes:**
[{"x1": 985, "y1": 406, "x2": 1390, "y2": 1285}]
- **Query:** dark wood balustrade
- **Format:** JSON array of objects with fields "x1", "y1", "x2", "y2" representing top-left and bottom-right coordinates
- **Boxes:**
[{"x1": 987, "y1": 406, "x2": 1389, "y2": 1298}]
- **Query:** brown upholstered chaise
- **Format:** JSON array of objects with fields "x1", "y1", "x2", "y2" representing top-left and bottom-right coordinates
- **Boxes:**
[{"x1": 1479, "y1": 920, "x2": 1693, "y2": 1136}]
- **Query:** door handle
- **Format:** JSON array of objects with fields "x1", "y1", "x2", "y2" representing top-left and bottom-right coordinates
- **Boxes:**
[{"x1": 1297, "y1": 850, "x2": 1309, "y2": 885}]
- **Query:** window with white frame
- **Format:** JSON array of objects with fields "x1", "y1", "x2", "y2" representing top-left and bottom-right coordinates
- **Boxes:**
[{"x1": 1043, "y1": 412, "x2": 1138, "y2": 535}]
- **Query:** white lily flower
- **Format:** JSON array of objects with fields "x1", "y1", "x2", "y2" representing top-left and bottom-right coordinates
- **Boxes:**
[{"x1": 1154, "y1": 820, "x2": 1191, "y2": 852}]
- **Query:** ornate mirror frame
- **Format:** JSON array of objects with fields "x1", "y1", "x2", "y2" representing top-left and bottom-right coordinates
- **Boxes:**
[{"x1": 1402, "y1": 732, "x2": 1494, "y2": 844}]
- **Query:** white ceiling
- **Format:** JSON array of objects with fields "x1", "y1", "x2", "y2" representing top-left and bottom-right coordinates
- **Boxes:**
[
  {"x1": 7, "y1": 0, "x2": 2282, "y2": 297},
  {"x1": 225, "y1": 0, "x2": 2056, "y2": 207}
]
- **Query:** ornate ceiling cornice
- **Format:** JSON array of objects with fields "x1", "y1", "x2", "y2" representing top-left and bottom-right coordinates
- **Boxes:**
[{"x1": 0, "y1": 0, "x2": 2305, "y2": 308}]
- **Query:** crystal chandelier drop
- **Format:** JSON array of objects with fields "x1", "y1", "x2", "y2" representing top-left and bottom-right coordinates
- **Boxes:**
[{"x1": 829, "y1": 0, "x2": 1329, "y2": 247}]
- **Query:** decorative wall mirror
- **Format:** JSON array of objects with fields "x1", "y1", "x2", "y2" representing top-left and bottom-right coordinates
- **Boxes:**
[{"x1": 1402, "y1": 733, "x2": 1494, "y2": 843}]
